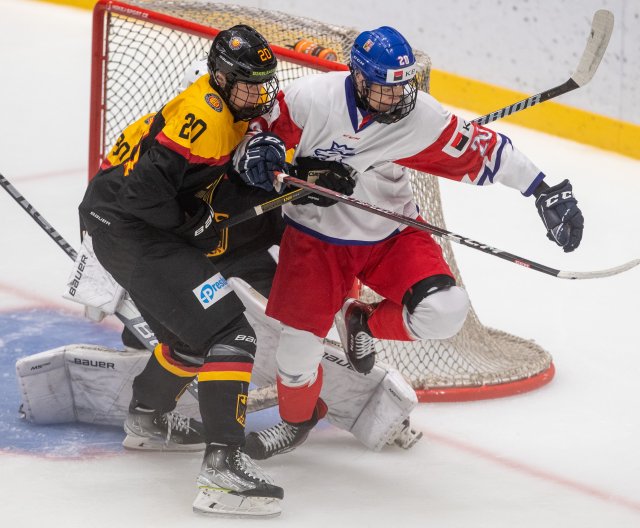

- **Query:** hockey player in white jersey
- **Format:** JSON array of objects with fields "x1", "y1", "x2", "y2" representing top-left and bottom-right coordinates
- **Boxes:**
[{"x1": 233, "y1": 26, "x2": 584, "y2": 459}]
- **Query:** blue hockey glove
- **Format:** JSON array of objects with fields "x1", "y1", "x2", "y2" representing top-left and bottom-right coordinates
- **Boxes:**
[
  {"x1": 236, "y1": 132, "x2": 287, "y2": 192},
  {"x1": 534, "y1": 179, "x2": 584, "y2": 253}
]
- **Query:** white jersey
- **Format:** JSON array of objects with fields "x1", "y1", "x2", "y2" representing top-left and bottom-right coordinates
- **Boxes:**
[{"x1": 258, "y1": 71, "x2": 544, "y2": 244}]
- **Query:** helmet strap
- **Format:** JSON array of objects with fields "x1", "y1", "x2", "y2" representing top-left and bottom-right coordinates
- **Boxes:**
[{"x1": 350, "y1": 68, "x2": 375, "y2": 113}]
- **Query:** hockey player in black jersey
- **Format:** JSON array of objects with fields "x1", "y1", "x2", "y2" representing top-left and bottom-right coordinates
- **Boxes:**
[{"x1": 79, "y1": 25, "x2": 286, "y2": 518}]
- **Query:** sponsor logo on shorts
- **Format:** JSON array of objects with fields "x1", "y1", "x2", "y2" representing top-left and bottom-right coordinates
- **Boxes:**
[
  {"x1": 193, "y1": 273, "x2": 232, "y2": 309},
  {"x1": 205, "y1": 93, "x2": 223, "y2": 112}
]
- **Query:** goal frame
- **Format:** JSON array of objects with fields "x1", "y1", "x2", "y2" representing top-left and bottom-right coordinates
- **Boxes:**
[{"x1": 88, "y1": 0, "x2": 555, "y2": 403}]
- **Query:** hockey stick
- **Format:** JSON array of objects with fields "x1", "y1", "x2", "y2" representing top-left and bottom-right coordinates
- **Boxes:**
[
  {"x1": 276, "y1": 174, "x2": 639, "y2": 280},
  {"x1": 475, "y1": 9, "x2": 614, "y2": 125},
  {"x1": 216, "y1": 187, "x2": 309, "y2": 230},
  {"x1": 0, "y1": 173, "x2": 162, "y2": 350},
  {"x1": 0, "y1": 171, "x2": 276, "y2": 411}
]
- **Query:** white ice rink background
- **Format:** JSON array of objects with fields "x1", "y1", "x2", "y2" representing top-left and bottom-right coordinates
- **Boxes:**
[{"x1": 0, "y1": 1, "x2": 639, "y2": 527}]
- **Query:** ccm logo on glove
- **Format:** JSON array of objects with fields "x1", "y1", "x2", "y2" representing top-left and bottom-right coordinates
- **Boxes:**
[
  {"x1": 543, "y1": 190, "x2": 574, "y2": 208},
  {"x1": 534, "y1": 179, "x2": 584, "y2": 253}
]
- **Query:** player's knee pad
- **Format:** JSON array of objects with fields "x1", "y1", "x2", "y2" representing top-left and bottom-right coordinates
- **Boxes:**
[
  {"x1": 276, "y1": 325, "x2": 325, "y2": 388},
  {"x1": 402, "y1": 275, "x2": 469, "y2": 340}
]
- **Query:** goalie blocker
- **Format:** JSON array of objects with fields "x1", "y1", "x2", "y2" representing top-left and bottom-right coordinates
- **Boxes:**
[{"x1": 17, "y1": 277, "x2": 420, "y2": 451}]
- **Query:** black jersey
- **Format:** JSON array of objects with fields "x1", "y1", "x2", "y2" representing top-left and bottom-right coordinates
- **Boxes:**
[
  {"x1": 80, "y1": 74, "x2": 249, "y2": 235},
  {"x1": 80, "y1": 77, "x2": 284, "y2": 256}
]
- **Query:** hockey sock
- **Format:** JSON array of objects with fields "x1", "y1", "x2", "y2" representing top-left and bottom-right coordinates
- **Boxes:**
[
  {"x1": 197, "y1": 354, "x2": 253, "y2": 445},
  {"x1": 367, "y1": 299, "x2": 414, "y2": 341},
  {"x1": 132, "y1": 344, "x2": 198, "y2": 412},
  {"x1": 277, "y1": 365, "x2": 324, "y2": 423}
]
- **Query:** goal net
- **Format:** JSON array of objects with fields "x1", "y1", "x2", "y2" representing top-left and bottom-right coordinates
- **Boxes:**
[{"x1": 89, "y1": 0, "x2": 554, "y2": 402}]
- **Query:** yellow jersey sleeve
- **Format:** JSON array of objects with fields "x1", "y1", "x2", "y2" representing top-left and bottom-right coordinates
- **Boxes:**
[
  {"x1": 101, "y1": 113, "x2": 155, "y2": 170},
  {"x1": 155, "y1": 75, "x2": 248, "y2": 166}
]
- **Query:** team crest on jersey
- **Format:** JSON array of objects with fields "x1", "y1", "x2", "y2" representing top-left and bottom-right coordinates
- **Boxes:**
[
  {"x1": 236, "y1": 394, "x2": 247, "y2": 426},
  {"x1": 314, "y1": 141, "x2": 356, "y2": 162},
  {"x1": 229, "y1": 36, "x2": 244, "y2": 50},
  {"x1": 205, "y1": 93, "x2": 224, "y2": 112},
  {"x1": 363, "y1": 39, "x2": 374, "y2": 52}
]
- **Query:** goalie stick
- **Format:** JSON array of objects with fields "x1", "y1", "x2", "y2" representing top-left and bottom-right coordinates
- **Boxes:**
[
  {"x1": 276, "y1": 173, "x2": 639, "y2": 280},
  {"x1": 0, "y1": 171, "x2": 276, "y2": 412},
  {"x1": 475, "y1": 9, "x2": 614, "y2": 125}
]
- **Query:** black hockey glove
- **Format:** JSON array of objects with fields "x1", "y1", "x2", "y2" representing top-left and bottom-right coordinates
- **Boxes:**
[
  {"x1": 534, "y1": 179, "x2": 584, "y2": 253},
  {"x1": 290, "y1": 157, "x2": 356, "y2": 207},
  {"x1": 235, "y1": 132, "x2": 287, "y2": 192},
  {"x1": 175, "y1": 199, "x2": 219, "y2": 252}
]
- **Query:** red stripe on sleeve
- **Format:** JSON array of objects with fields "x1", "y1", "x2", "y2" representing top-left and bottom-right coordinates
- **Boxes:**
[
  {"x1": 395, "y1": 116, "x2": 497, "y2": 183},
  {"x1": 155, "y1": 132, "x2": 230, "y2": 166}
]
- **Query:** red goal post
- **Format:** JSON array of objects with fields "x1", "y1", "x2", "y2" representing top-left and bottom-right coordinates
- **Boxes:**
[{"x1": 88, "y1": 0, "x2": 555, "y2": 402}]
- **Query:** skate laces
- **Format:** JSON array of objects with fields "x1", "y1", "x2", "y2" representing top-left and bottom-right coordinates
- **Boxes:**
[
  {"x1": 354, "y1": 330, "x2": 374, "y2": 359},
  {"x1": 231, "y1": 448, "x2": 270, "y2": 483},
  {"x1": 163, "y1": 411, "x2": 192, "y2": 437},
  {"x1": 256, "y1": 422, "x2": 298, "y2": 454}
]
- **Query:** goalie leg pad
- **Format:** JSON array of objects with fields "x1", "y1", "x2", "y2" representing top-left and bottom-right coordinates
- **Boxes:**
[
  {"x1": 16, "y1": 345, "x2": 200, "y2": 426},
  {"x1": 350, "y1": 368, "x2": 419, "y2": 451}
]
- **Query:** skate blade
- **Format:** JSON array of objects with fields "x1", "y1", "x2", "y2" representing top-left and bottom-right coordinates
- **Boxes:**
[
  {"x1": 193, "y1": 488, "x2": 282, "y2": 518},
  {"x1": 122, "y1": 434, "x2": 205, "y2": 452}
]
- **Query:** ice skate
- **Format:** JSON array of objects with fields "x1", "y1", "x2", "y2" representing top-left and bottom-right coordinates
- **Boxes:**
[
  {"x1": 244, "y1": 400, "x2": 327, "y2": 460},
  {"x1": 336, "y1": 298, "x2": 377, "y2": 374},
  {"x1": 193, "y1": 444, "x2": 283, "y2": 517},
  {"x1": 123, "y1": 401, "x2": 205, "y2": 451}
]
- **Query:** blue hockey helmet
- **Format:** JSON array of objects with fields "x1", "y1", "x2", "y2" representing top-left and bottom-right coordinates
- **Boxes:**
[{"x1": 350, "y1": 27, "x2": 418, "y2": 123}]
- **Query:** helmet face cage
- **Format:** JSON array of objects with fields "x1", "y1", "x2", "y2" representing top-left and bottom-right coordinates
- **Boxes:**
[
  {"x1": 208, "y1": 25, "x2": 279, "y2": 121},
  {"x1": 349, "y1": 26, "x2": 418, "y2": 124}
]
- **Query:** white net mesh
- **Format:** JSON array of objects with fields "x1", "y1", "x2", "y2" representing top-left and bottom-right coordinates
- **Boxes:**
[{"x1": 92, "y1": 0, "x2": 553, "y2": 400}]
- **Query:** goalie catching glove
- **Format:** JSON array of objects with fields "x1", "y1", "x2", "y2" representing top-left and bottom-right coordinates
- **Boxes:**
[
  {"x1": 534, "y1": 179, "x2": 584, "y2": 253},
  {"x1": 290, "y1": 157, "x2": 356, "y2": 207}
]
